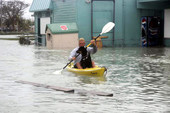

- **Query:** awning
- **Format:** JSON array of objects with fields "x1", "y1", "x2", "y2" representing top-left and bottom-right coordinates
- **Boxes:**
[
  {"x1": 46, "y1": 23, "x2": 79, "y2": 34},
  {"x1": 137, "y1": 0, "x2": 170, "y2": 9},
  {"x1": 29, "y1": 0, "x2": 53, "y2": 12}
]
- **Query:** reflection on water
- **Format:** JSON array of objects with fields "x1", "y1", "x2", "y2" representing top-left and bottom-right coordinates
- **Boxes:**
[{"x1": 0, "y1": 40, "x2": 170, "y2": 113}]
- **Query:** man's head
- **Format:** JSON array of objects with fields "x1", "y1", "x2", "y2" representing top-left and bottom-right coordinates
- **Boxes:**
[{"x1": 79, "y1": 38, "x2": 85, "y2": 47}]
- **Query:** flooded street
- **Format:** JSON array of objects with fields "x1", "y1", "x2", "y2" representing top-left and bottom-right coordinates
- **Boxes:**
[{"x1": 0, "y1": 40, "x2": 170, "y2": 113}]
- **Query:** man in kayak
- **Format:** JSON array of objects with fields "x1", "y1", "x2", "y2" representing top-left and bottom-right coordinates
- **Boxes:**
[{"x1": 69, "y1": 38, "x2": 97, "y2": 69}]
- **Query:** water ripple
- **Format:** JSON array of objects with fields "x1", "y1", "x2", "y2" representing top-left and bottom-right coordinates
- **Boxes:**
[{"x1": 0, "y1": 41, "x2": 170, "y2": 113}]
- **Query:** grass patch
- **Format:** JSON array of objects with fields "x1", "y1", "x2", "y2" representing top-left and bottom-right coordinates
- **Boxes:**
[
  {"x1": 0, "y1": 32, "x2": 35, "y2": 35},
  {"x1": 0, "y1": 38, "x2": 19, "y2": 40}
]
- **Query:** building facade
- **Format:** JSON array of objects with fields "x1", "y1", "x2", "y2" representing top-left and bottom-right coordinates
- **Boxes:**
[{"x1": 30, "y1": 0, "x2": 170, "y2": 47}]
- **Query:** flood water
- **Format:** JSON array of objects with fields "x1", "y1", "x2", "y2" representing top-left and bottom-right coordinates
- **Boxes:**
[{"x1": 0, "y1": 40, "x2": 170, "y2": 113}]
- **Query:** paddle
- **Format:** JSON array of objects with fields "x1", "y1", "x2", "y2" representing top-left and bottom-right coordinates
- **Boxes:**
[
  {"x1": 86, "y1": 22, "x2": 115, "y2": 47},
  {"x1": 53, "y1": 22, "x2": 115, "y2": 74}
]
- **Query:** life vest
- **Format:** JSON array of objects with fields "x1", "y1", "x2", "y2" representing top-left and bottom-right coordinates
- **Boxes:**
[{"x1": 75, "y1": 47, "x2": 92, "y2": 69}]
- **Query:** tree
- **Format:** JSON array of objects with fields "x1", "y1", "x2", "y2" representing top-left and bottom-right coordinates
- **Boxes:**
[
  {"x1": 19, "y1": 18, "x2": 34, "y2": 31},
  {"x1": 1, "y1": 0, "x2": 29, "y2": 31}
]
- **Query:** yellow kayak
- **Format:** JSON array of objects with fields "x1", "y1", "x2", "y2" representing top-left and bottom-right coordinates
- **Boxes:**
[{"x1": 67, "y1": 63, "x2": 107, "y2": 77}]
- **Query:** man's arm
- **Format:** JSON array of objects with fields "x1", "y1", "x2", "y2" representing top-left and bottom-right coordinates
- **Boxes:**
[
  {"x1": 87, "y1": 40, "x2": 97, "y2": 54},
  {"x1": 68, "y1": 47, "x2": 82, "y2": 65},
  {"x1": 69, "y1": 48, "x2": 78, "y2": 61}
]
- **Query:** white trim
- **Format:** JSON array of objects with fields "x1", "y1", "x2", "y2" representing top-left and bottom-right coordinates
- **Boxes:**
[
  {"x1": 40, "y1": 17, "x2": 50, "y2": 35},
  {"x1": 164, "y1": 9, "x2": 170, "y2": 38}
]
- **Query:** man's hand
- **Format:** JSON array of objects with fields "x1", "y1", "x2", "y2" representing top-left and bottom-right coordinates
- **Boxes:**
[
  {"x1": 72, "y1": 57, "x2": 76, "y2": 60},
  {"x1": 90, "y1": 40, "x2": 96, "y2": 45}
]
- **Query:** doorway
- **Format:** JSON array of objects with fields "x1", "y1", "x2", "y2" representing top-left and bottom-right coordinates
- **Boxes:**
[
  {"x1": 141, "y1": 16, "x2": 162, "y2": 47},
  {"x1": 91, "y1": 0, "x2": 115, "y2": 46}
]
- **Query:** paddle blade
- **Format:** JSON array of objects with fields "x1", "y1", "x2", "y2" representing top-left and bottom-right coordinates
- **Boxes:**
[
  {"x1": 101, "y1": 22, "x2": 115, "y2": 35},
  {"x1": 53, "y1": 69, "x2": 63, "y2": 75}
]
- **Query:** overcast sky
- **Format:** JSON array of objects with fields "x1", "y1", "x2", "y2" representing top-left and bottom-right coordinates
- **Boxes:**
[
  {"x1": 4, "y1": 0, "x2": 34, "y2": 19},
  {"x1": 20, "y1": 0, "x2": 34, "y2": 19}
]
